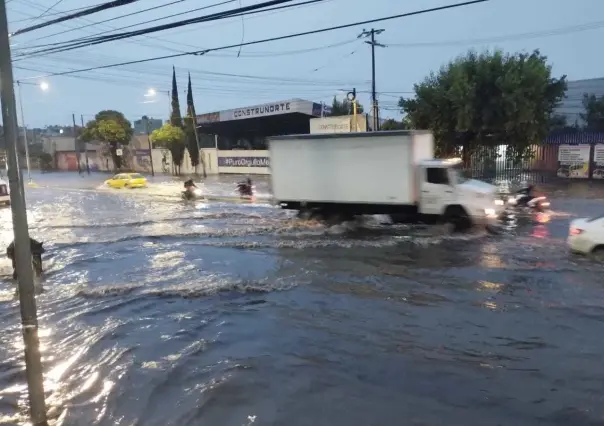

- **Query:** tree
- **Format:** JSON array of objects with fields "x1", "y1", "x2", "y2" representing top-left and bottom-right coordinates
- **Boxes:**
[
  {"x1": 170, "y1": 67, "x2": 183, "y2": 128},
  {"x1": 329, "y1": 96, "x2": 364, "y2": 116},
  {"x1": 381, "y1": 118, "x2": 407, "y2": 130},
  {"x1": 400, "y1": 49, "x2": 567, "y2": 162},
  {"x1": 150, "y1": 123, "x2": 186, "y2": 174},
  {"x1": 81, "y1": 110, "x2": 133, "y2": 171},
  {"x1": 580, "y1": 93, "x2": 604, "y2": 131},
  {"x1": 184, "y1": 72, "x2": 204, "y2": 175}
]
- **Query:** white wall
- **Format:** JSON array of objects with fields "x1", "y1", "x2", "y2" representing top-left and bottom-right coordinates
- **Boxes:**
[{"x1": 217, "y1": 150, "x2": 270, "y2": 175}]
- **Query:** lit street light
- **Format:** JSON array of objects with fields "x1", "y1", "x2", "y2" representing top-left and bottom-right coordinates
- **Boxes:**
[
  {"x1": 16, "y1": 80, "x2": 49, "y2": 184},
  {"x1": 145, "y1": 88, "x2": 170, "y2": 119}
]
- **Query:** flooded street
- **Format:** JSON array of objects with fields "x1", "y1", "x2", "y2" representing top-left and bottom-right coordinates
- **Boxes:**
[{"x1": 0, "y1": 173, "x2": 604, "y2": 425}]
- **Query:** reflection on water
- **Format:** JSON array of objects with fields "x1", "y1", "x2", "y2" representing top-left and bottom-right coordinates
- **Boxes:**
[{"x1": 0, "y1": 185, "x2": 603, "y2": 425}]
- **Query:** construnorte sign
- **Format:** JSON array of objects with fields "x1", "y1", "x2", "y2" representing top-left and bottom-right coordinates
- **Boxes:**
[
  {"x1": 219, "y1": 99, "x2": 319, "y2": 121},
  {"x1": 218, "y1": 156, "x2": 270, "y2": 167}
]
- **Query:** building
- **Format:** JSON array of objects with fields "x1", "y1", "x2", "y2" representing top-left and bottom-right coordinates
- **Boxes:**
[
  {"x1": 555, "y1": 78, "x2": 604, "y2": 126},
  {"x1": 196, "y1": 98, "x2": 327, "y2": 150},
  {"x1": 133, "y1": 117, "x2": 163, "y2": 135}
]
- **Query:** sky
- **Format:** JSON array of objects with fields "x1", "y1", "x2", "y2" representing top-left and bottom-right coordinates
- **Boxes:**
[{"x1": 5, "y1": 0, "x2": 604, "y2": 128}]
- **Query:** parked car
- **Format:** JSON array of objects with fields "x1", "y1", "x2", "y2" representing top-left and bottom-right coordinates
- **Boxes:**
[
  {"x1": 568, "y1": 215, "x2": 604, "y2": 259},
  {"x1": 105, "y1": 173, "x2": 147, "y2": 189}
]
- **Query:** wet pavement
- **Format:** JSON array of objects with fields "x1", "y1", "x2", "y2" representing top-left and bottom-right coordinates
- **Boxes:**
[{"x1": 0, "y1": 172, "x2": 603, "y2": 425}]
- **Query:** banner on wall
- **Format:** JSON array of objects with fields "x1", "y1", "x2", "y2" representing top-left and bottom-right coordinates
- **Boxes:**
[
  {"x1": 592, "y1": 144, "x2": 604, "y2": 179},
  {"x1": 557, "y1": 144, "x2": 590, "y2": 178},
  {"x1": 218, "y1": 156, "x2": 270, "y2": 167}
]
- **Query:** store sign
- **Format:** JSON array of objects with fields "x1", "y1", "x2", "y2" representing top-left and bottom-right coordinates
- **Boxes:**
[
  {"x1": 592, "y1": 144, "x2": 604, "y2": 179},
  {"x1": 557, "y1": 144, "x2": 590, "y2": 178},
  {"x1": 218, "y1": 156, "x2": 270, "y2": 167},
  {"x1": 232, "y1": 102, "x2": 291, "y2": 119}
]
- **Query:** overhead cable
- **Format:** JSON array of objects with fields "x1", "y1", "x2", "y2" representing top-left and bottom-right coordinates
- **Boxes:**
[
  {"x1": 17, "y1": 0, "x2": 321, "y2": 55},
  {"x1": 11, "y1": 0, "x2": 142, "y2": 37},
  {"x1": 18, "y1": 0, "x2": 489, "y2": 80}
]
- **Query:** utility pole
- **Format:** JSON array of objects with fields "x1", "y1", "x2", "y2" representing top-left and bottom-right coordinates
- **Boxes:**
[
  {"x1": 80, "y1": 115, "x2": 90, "y2": 174},
  {"x1": 145, "y1": 119, "x2": 155, "y2": 177},
  {"x1": 0, "y1": 0, "x2": 48, "y2": 424},
  {"x1": 358, "y1": 28, "x2": 385, "y2": 132},
  {"x1": 72, "y1": 114, "x2": 81, "y2": 174}
]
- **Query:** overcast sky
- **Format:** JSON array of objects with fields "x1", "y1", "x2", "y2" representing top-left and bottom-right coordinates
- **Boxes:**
[{"x1": 5, "y1": 0, "x2": 604, "y2": 127}]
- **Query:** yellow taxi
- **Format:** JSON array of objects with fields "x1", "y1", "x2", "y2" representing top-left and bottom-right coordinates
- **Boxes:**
[{"x1": 105, "y1": 173, "x2": 147, "y2": 189}]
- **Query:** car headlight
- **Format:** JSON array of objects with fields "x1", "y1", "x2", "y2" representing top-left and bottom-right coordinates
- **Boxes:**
[
  {"x1": 484, "y1": 208, "x2": 496, "y2": 217},
  {"x1": 494, "y1": 199, "x2": 504, "y2": 206}
]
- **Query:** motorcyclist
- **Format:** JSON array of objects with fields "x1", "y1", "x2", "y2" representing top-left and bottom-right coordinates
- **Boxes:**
[
  {"x1": 182, "y1": 178, "x2": 200, "y2": 200},
  {"x1": 237, "y1": 178, "x2": 253, "y2": 197},
  {"x1": 7, "y1": 238, "x2": 44, "y2": 280},
  {"x1": 516, "y1": 184, "x2": 535, "y2": 204},
  {"x1": 184, "y1": 178, "x2": 197, "y2": 190}
]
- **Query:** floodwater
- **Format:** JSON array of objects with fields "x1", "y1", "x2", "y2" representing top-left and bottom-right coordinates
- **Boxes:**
[{"x1": 0, "y1": 173, "x2": 603, "y2": 426}]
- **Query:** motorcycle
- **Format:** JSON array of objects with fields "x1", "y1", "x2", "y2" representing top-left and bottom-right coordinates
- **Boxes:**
[
  {"x1": 506, "y1": 187, "x2": 550, "y2": 212},
  {"x1": 181, "y1": 186, "x2": 204, "y2": 201},
  {"x1": 236, "y1": 180, "x2": 254, "y2": 198}
]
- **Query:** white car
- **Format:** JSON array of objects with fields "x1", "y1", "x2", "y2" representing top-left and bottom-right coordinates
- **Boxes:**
[
  {"x1": 568, "y1": 215, "x2": 604, "y2": 259},
  {"x1": 0, "y1": 178, "x2": 9, "y2": 205}
]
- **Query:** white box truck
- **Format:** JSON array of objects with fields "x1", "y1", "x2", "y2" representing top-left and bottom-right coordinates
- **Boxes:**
[{"x1": 268, "y1": 130, "x2": 504, "y2": 230}]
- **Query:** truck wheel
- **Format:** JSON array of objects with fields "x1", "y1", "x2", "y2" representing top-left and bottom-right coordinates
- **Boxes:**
[{"x1": 445, "y1": 206, "x2": 471, "y2": 232}]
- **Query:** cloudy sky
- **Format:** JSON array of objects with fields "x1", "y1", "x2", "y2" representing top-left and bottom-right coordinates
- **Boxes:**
[{"x1": 6, "y1": 0, "x2": 604, "y2": 127}]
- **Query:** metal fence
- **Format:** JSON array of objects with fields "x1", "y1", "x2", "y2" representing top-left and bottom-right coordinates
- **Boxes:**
[
  {"x1": 460, "y1": 132, "x2": 604, "y2": 186},
  {"x1": 463, "y1": 144, "x2": 560, "y2": 185}
]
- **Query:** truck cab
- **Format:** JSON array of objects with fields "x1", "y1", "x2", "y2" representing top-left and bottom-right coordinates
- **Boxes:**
[{"x1": 417, "y1": 158, "x2": 504, "y2": 228}]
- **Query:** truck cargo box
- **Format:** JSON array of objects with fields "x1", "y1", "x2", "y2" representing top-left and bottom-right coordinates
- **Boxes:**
[{"x1": 268, "y1": 131, "x2": 434, "y2": 205}]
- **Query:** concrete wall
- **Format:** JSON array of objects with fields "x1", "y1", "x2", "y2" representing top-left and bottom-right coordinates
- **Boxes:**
[
  {"x1": 217, "y1": 150, "x2": 270, "y2": 175},
  {"x1": 55, "y1": 144, "x2": 264, "y2": 176}
]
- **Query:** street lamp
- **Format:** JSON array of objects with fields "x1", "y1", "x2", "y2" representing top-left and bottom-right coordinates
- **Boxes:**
[
  {"x1": 145, "y1": 87, "x2": 171, "y2": 119},
  {"x1": 16, "y1": 80, "x2": 49, "y2": 184}
]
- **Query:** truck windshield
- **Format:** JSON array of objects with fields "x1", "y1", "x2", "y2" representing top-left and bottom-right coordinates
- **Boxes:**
[{"x1": 452, "y1": 163, "x2": 470, "y2": 184}]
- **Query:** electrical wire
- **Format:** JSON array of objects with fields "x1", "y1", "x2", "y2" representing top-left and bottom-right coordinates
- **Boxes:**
[
  {"x1": 11, "y1": 0, "x2": 143, "y2": 37},
  {"x1": 25, "y1": 0, "x2": 67, "y2": 25},
  {"x1": 385, "y1": 20, "x2": 604, "y2": 48},
  {"x1": 17, "y1": 0, "x2": 489, "y2": 77},
  {"x1": 9, "y1": 3, "x2": 102, "y2": 24},
  {"x1": 26, "y1": 0, "x2": 192, "y2": 41},
  {"x1": 17, "y1": 0, "x2": 323, "y2": 55},
  {"x1": 12, "y1": 0, "x2": 332, "y2": 59}
]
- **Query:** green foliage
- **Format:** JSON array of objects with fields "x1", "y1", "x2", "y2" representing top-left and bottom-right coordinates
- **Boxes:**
[
  {"x1": 184, "y1": 73, "x2": 201, "y2": 170},
  {"x1": 329, "y1": 96, "x2": 364, "y2": 116},
  {"x1": 400, "y1": 49, "x2": 567, "y2": 161},
  {"x1": 580, "y1": 93, "x2": 604, "y2": 131},
  {"x1": 81, "y1": 110, "x2": 133, "y2": 170},
  {"x1": 170, "y1": 67, "x2": 183, "y2": 128},
  {"x1": 150, "y1": 123, "x2": 186, "y2": 174},
  {"x1": 381, "y1": 118, "x2": 407, "y2": 130}
]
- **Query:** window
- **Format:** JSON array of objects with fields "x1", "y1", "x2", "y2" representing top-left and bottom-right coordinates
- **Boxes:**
[
  {"x1": 586, "y1": 214, "x2": 604, "y2": 223},
  {"x1": 130, "y1": 173, "x2": 143, "y2": 178},
  {"x1": 426, "y1": 167, "x2": 449, "y2": 185},
  {"x1": 112, "y1": 174, "x2": 123, "y2": 180}
]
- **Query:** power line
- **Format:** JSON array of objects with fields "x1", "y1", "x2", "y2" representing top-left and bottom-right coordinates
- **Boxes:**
[
  {"x1": 17, "y1": 0, "x2": 324, "y2": 55},
  {"x1": 12, "y1": 0, "x2": 333, "y2": 61},
  {"x1": 25, "y1": 0, "x2": 67, "y2": 25},
  {"x1": 18, "y1": 0, "x2": 489, "y2": 80},
  {"x1": 385, "y1": 20, "x2": 604, "y2": 48},
  {"x1": 11, "y1": 0, "x2": 143, "y2": 36},
  {"x1": 26, "y1": 0, "x2": 193, "y2": 41}
]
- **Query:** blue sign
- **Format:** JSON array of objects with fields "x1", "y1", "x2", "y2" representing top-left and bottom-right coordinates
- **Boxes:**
[{"x1": 218, "y1": 156, "x2": 270, "y2": 167}]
